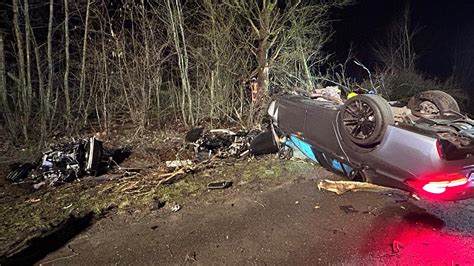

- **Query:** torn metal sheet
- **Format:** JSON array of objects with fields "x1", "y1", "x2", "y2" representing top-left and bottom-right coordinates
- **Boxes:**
[{"x1": 317, "y1": 179, "x2": 392, "y2": 195}]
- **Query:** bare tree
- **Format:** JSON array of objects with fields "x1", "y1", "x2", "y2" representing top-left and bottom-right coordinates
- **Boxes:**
[
  {"x1": 24, "y1": 0, "x2": 33, "y2": 128},
  {"x1": 1, "y1": 0, "x2": 347, "y2": 142},
  {"x1": 64, "y1": 0, "x2": 72, "y2": 124},
  {"x1": 46, "y1": 0, "x2": 54, "y2": 123},
  {"x1": 372, "y1": 4, "x2": 419, "y2": 73},
  {"x1": 165, "y1": 0, "x2": 194, "y2": 126},
  {"x1": 79, "y1": 0, "x2": 92, "y2": 120},
  {"x1": 226, "y1": 0, "x2": 339, "y2": 125},
  {"x1": 12, "y1": 0, "x2": 29, "y2": 140},
  {"x1": 0, "y1": 32, "x2": 13, "y2": 136}
]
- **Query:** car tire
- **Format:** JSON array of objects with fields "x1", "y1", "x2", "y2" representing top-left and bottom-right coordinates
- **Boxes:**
[
  {"x1": 407, "y1": 90, "x2": 460, "y2": 116},
  {"x1": 339, "y1": 94, "x2": 394, "y2": 149}
]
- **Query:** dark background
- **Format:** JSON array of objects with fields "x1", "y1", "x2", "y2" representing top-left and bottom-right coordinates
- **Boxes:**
[{"x1": 329, "y1": 0, "x2": 474, "y2": 85}]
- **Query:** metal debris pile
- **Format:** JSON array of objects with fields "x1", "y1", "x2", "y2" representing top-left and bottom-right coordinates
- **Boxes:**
[
  {"x1": 149, "y1": 128, "x2": 278, "y2": 187},
  {"x1": 6, "y1": 137, "x2": 105, "y2": 187},
  {"x1": 5, "y1": 128, "x2": 279, "y2": 190},
  {"x1": 186, "y1": 128, "x2": 265, "y2": 159}
]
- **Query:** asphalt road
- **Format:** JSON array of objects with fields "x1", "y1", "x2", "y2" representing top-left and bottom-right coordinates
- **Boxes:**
[{"x1": 38, "y1": 168, "x2": 474, "y2": 265}]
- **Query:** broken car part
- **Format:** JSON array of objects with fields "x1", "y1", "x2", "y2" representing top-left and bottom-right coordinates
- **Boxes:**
[
  {"x1": 207, "y1": 181, "x2": 233, "y2": 190},
  {"x1": 249, "y1": 131, "x2": 279, "y2": 156},
  {"x1": 186, "y1": 128, "x2": 266, "y2": 159},
  {"x1": 170, "y1": 204, "x2": 182, "y2": 212},
  {"x1": 317, "y1": 179, "x2": 391, "y2": 195},
  {"x1": 6, "y1": 137, "x2": 106, "y2": 187}
]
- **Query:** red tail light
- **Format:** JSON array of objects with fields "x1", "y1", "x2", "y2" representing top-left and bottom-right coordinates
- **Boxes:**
[
  {"x1": 421, "y1": 178, "x2": 468, "y2": 194},
  {"x1": 406, "y1": 173, "x2": 468, "y2": 196}
]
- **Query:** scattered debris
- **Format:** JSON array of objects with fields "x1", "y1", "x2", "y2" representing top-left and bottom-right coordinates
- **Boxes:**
[
  {"x1": 332, "y1": 228, "x2": 346, "y2": 235},
  {"x1": 170, "y1": 204, "x2": 182, "y2": 212},
  {"x1": 310, "y1": 86, "x2": 344, "y2": 104},
  {"x1": 165, "y1": 160, "x2": 193, "y2": 169},
  {"x1": 5, "y1": 137, "x2": 130, "y2": 188},
  {"x1": 184, "y1": 251, "x2": 197, "y2": 262},
  {"x1": 151, "y1": 198, "x2": 166, "y2": 210},
  {"x1": 392, "y1": 240, "x2": 405, "y2": 254},
  {"x1": 207, "y1": 181, "x2": 233, "y2": 190},
  {"x1": 157, "y1": 160, "x2": 213, "y2": 186},
  {"x1": 339, "y1": 205, "x2": 359, "y2": 213},
  {"x1": 186, "y1": 128, "x2": 267, "y2": 159},
  {"x1": 32, "y1": 181, "x2": 46, "y2": 190},
  {"x1": 25, "y1": 198, "x2": 41, "y2": 203},
  {"x1": 6, "y1": 163, "x2": 35, "y2": 183},
  {"x1": 185, "y1": 127, "x2": 204, "y2": 142},
  {"x1": 317, "y1": 179, "x2": 392, "y2": 195}
]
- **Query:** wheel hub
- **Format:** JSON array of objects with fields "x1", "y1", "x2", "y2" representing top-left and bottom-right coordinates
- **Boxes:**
[
  {"x1": 343, "y1": 100, "x2": 376, "y2": 140},
  {"x1": 419, "y1": 100, "x2": 440, "y2": 115}
]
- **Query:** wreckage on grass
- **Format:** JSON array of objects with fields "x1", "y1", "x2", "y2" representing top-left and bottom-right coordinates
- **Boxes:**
[
  {"x1": 6, "y1": 137, "x2": 110, "y2": 187},
  {"x1": 268, "y1": 89, "x2": 474, "y2": 201},
  {"x1": 185, "y1": 128, "x2": 273, "y2": 159}
]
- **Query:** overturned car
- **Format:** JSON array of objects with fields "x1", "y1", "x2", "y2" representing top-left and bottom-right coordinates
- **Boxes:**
[{"x1": 268, "y1": 90, "x2": 474, "y2": 201}]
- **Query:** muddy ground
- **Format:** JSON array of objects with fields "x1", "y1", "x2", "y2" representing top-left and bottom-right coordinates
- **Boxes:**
[
  {"x1": 0, "y1": 128, "x2": 317, "y2": 264},
  {"x1": 35, "y1": 168, "x2": 474, "y2": 265},
  {"x1": 1, "y1": 129, "x2": 473, "y2": 264}
]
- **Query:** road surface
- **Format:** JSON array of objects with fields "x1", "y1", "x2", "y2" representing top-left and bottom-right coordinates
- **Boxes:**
[{"x1": 32, "y1": 167, "x2": 474, "y2": 264}]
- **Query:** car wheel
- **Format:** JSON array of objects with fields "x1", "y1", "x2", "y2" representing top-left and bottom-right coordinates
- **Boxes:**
[
  {"x1": 339, "y1": 94, "x2": 394, "y2": 148},
  {"x1": 407, "y1": 90, "x2": 460, "y2": 116}
]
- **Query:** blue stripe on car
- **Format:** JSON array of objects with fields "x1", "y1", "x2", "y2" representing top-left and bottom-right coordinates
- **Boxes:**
[
  {"x1": 288, "y1": 135, "x2": 353, "y2": 176},
  {"x1": 289, "y1": 135, "x2": 318, "y2": 163},
  {"x1": 331, "y1": 159, "x2": 344, "y2": 172}
]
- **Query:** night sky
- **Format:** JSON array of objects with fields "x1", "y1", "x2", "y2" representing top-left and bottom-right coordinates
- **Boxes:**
[{"x1": 330, "y1": 0, "x2": 474, "y2": 83}]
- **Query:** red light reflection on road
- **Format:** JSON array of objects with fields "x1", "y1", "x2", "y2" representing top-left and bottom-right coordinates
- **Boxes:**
[{"x1": 360, "y1": 211, "x2": 474, "y2": 264}]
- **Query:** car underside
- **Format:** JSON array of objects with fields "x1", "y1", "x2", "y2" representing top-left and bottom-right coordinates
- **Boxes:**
[{"x1": 267, "y1": 90, "x2": 474, "y2": 201}]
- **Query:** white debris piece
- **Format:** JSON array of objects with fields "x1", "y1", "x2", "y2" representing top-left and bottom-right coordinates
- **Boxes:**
[{"x1": 165, "y1": 160, "x2": 193, "y2": 169}]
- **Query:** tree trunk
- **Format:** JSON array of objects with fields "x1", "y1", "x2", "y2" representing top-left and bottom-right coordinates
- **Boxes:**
[
  {"x1": 101, "y1": 27, "x2": 109, "y2": 134},
  {"x1": 46, "y1": 0, "x2": 53, "y2": 121},
  {"x1": 256, "y1": 11, "x2": 270, "y2": 100},
  {"x1": 177, "y1": 1, "x2": 193, "y2": 126},
  {"x1": 79, "y1": 0, "x2": 91, "y2": 122},
  {"x1": 63, "y1": 0, "x2": 72, "y2": 125},
  {"x1": 24, "y1": 0, "x2": 33, "y2": 120},
  {"x1": 0, "y1": 33, "x2": 12, "y2": 135},
  {"x1": 12, "y1": 0, "x2": 28, "y2": 140},
  {"x1": 166, "y1": 0, "x2": 193, "y2": 126},
  {"x1": 141, "y1": 0, "x2": 149, "y2": 129},
  {"x1": 0, "y1": 33, "x2": 5, "y2": 110},
  {"x1": 34, "y1": 45, "x2": 45, "y2": 142}
]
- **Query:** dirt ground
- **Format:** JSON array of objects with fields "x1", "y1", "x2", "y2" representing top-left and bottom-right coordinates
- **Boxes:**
[
  {"x1": 1, "y1": 128, "x2": 473, "y2": 265},
  {"x1": 0, "y1": 128, "x2": 319, "y2": 264},
  {"x1": 3, "y1": 161, "x2": 473, "y2": 265}
]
